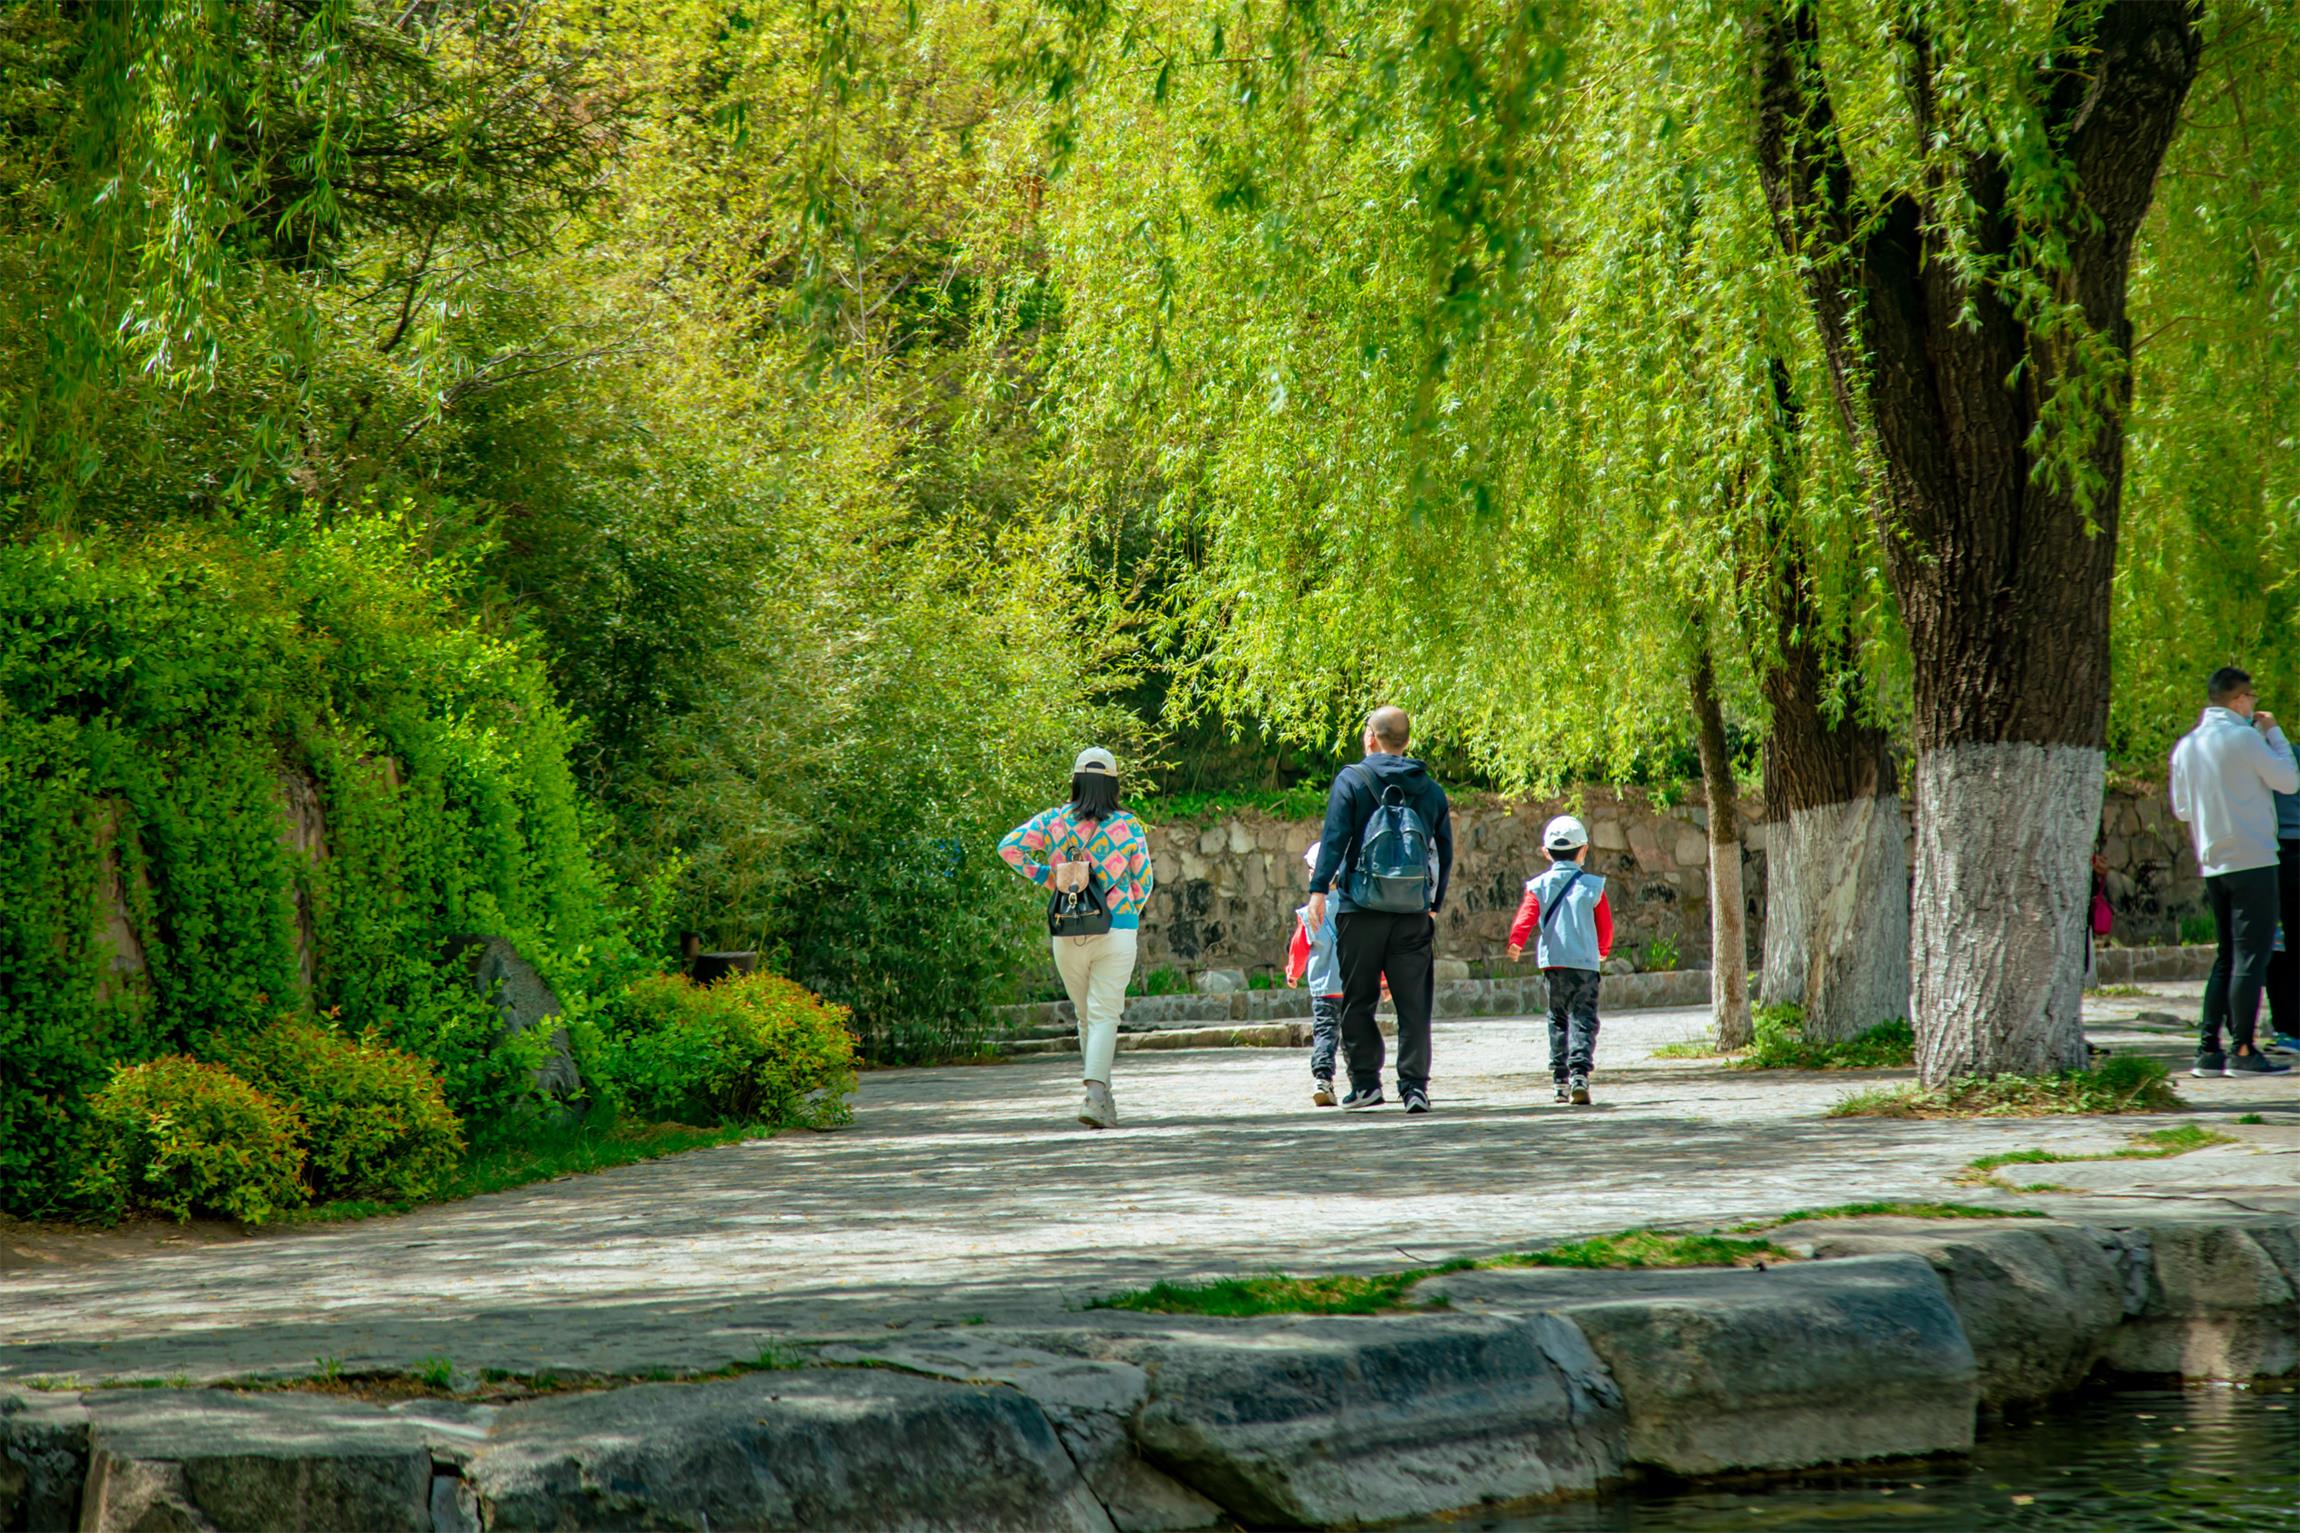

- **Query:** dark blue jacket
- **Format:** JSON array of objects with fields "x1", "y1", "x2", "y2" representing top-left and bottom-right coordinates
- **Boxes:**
[{"x1": 1308, "y1": 753, "x2": 1454, "y2": 914}]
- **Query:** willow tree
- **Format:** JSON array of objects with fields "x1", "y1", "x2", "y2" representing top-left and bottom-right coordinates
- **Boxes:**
[
  {"x1": 1753, "y1": 0, "x2": 2202, "y2": 1077},
  {"x1": 1029, "y1": 0, "x2": 1910, "y2": 1037}
]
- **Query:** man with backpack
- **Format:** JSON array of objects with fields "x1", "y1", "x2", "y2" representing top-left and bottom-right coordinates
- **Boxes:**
[{"x1": 1305, "y1": 706, "x2": 1454, "y2": 1114}]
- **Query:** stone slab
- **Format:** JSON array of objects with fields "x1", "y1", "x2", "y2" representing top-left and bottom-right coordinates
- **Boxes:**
[
  {"x1": 1762, "y1": 1219, "x2": 2130, "y2": 1407},
  {"x1": 1, "y1": 1389, "x2": 87, "y2": 1533},
  {"x1": 1421, "y1": 1254, "x2": 1978, "y2": 1475},
  {"x1": 2102, "y1": 1217, "x2": 2300, "y2": 1381},
  {"x1": 820, "y1": 1335, "x2": 1221, "y2": 1533},
  {"x1": 79, "y1": 1389, "x2": 433, "y2": 1533},
  {"x1": 1011, "y1": 1313, "x2": 1626, "y2": 1529},
  {"x1": 465, "y1": 1368, "x2": 1113, "y2": 1532}
]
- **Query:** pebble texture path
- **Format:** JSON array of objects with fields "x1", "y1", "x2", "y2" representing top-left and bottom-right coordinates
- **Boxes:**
[{"x1": 4, "y1": 988, "x2": 2294, "y2": 1385}]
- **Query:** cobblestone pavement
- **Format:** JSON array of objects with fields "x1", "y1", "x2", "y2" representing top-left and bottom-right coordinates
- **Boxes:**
[{"x1": 4, "y1": 986, "x2": 2294, "y2": 1385}]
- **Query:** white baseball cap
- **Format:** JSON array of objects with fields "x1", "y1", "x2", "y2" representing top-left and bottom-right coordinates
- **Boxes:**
[
  {"x1": 1073, "y1": 747, "x2": 1118, "y2": 777},
  {"x1": 1544, "y1": 814, "x2": 1589, "y2": 852}
]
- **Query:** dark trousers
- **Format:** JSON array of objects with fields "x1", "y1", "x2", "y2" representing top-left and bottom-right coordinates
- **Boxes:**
[
  {"x1": 1309, "y1": 994, "x2": 1344, "y2": 1080},
  {"x1": 1336, "y1": 909, "x2": 1435, "y2": 1095},
  {"x1": 2266, "y1": 840, "x2": 2300, "y2": 1038},
  {"x1": 2203, "y1": 863, "x2": 2280, "y2": 1055},
  {"x1": 1545, "y1": 967, "x2": 1601, "y2": 1079}
]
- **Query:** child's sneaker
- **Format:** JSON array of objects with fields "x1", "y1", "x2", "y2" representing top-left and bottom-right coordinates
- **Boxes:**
[
  {"x1": 1552, "y1": 1081, "x2": 1571, "y2": 1104},
  {"x1": 1313, "y1": 1076, "x2": 1338, "y2": 1107},
  {"x1": 1568, "y1": 1072, "x2": 1591, "y2": 1105}
]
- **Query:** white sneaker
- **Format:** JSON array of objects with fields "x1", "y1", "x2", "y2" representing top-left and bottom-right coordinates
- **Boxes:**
[{"x1": 1079, "y1": 1080, "x2": 1116, "y2": 1129}]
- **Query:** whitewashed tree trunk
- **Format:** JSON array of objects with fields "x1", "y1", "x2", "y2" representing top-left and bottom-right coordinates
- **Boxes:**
[
  {"x1": 1911, "y1": 744, "x2": 2100, "y2": 1081},
  {"x1": 1760, "y1": 793, "x2": 1910, "y2": 1040}
]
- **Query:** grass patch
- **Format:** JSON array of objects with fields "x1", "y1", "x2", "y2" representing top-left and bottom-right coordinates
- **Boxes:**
[
  {"x1": 1828, "y1": 1054, "x2": 2183, "y2": 1119},
  {"x1": 290, "y1": 1119, "x2": 768, "y2": 1223},
  {"x1": 2085, "y1": 984, "x2": 2150, "y2": 999},
  {"x1": 1648, "y1": 1007, "x2": 1915, "y2": 1070},
  {"x1": 1487, "y1": 1230, "x2": 1785, "y2": 1270},
  {"x1": 1958, "y1": 1124, "x2": 2235, "y2": 1186},
  {"x1": 1727, "y1": 1201, "x2": 2047, "y2": 1233},
  {"x1": 1090, "y1": 1267, "x2": 1470, "y2": 1317},
  {"x1": 2238, "y1": 1113, "x2": 2266, "y2": 1125},
  {"x1": 1090, "y1": 1228, "x2": 1799, "y2": 1316}
]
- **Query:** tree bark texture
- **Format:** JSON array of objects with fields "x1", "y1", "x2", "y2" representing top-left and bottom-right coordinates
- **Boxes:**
[
  {"x1": 1752, "y1": 0, "x2": 2200, "y2": 1078},
  {"x1": 1758, "y1": 562, "x2": 1909, "y2": 1041},
  {"x1": 1690, "y1": 642, "x2": 1752, "y2": 1050}
]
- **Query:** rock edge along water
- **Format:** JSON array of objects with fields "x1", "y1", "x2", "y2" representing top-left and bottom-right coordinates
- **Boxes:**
[{"x1": 5, "y1": 1211, "x2": 2295, "y2": 1532}]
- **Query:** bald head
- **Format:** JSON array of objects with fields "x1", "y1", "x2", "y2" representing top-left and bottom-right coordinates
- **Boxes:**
[{"x1": 1365, "y1": 706, "x2": 1411, "y2": 753}]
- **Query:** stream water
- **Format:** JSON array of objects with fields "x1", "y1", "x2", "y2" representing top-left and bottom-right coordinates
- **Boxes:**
[{"x1": 1415, "y1": 1385, "x2": 2298, "y2": 1531}]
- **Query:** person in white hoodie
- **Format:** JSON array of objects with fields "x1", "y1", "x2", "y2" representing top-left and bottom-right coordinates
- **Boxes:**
[{"x1": 2170, "y1": 666, "x2": 2299, "y2": 1077}]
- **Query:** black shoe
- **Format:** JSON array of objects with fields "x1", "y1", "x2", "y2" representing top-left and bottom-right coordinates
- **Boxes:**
[
  {"x1": 1340, "y1": 1086, "x2": 1386, "y2": 1112},
  {"x1": 1569, "y1": 1072, "x2": 1591, "y2": 1105},
  {"x1": 1402, "y1": 1089, "x2": 1431, "y2": 1115},
  {"x1": 1312, "y1": 1077, "x2": 1337, "y2": 1107},
  {"x1": 1553, "y1": 1081, "x2": 1571, "y2": 1104},
  {"x1": 2230, "y1": 1049, "x2": 2293, "y2": 1075},
  {"x1": 2194, "y1": 1050, "x2": 2229, "y2": 1078}
]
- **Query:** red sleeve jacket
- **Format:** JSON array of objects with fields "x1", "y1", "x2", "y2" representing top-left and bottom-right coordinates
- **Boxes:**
[{"x1": 1508, "y1": 886, "x2": 1613, "y2": 958}]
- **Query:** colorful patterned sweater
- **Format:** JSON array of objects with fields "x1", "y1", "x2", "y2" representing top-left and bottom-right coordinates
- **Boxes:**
[{"x1": 1000, "y1": 806, "x2": 1157, "y2": 929}]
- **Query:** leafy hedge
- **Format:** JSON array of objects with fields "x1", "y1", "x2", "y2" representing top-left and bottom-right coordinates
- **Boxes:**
[
  {"x1": 217, "y1": 1020, "x2": 465, "y2": 1204},
  {"x1": 76, "y1": 1057, "x2": 309, "y2": 1225},
  {"x1": 609, "y1": 971, "x2": 859, "y2": 1130},
  {"x1": 0, "y1": 523, "x2": 618, "y2": 1216}
]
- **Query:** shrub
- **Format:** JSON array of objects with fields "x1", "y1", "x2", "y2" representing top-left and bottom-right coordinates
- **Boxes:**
[
  {"x1": 78, "y1": 1057, "x2": 307, "y2": 1224},
  {"x1": 216, "y1": 1020, "x2": 465, "y2": 1203},
  {"x1": 609, "y1": 971, "x2": 858, "y2": 1129}
]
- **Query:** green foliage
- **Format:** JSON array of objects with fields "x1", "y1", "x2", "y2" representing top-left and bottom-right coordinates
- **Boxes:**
[
  {"x1": 0, "y1": 525, "x2": 614, "y2": 1214},
  {"x1": 77, "y1": 1057, "x2": 308, "y2": 1226},
  {"x1": 1640, "y1": 935, "x2": 1681, "y2": 974},
  {"x1": 1135, "y1": 785, "x2": 1334, "y2": 824},
  {"x1": 607, "y1": 973, "x2": 859, "y2": 1131},
  {"x1": 1129, "y1": 967, "x2": 1190, "y2": 998},
  {"x1": 215, "y1": 1020, "x2": 464, "y2": 1205},
  {"x1": 2179, "y1": 914, "x2": 2217, "y2": 946},
  {"x1": 1829, "y1": 1055, "x2": 2184, "y2": 1120}
]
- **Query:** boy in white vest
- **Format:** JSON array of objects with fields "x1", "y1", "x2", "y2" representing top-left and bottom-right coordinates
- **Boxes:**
[{"x1": 1507, "y1": 816, "x2": 1615, "y2": 1104}]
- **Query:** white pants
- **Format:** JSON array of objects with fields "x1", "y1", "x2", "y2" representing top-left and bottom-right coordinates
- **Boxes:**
[{"x1": 1052, "y1": 929, "x2": 1137, "y2": 1084}]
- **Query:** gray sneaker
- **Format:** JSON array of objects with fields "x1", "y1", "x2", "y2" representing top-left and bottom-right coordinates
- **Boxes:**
[
  {"x1": 2193, "y1": 1050, "x2": 2229, "y2": 1078},
  {"x1": 1569, "y1": 1072, "x2": 1592, "y2": 1105},
  {"x1": 1079, "y1": 1079, "x2": 1117, "y2": 1129},
  {"x1": 2230, "y1": 1049, "x2": 2292, "y2": 1076}
]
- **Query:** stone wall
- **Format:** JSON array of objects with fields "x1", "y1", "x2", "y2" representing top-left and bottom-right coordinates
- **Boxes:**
[{"x1": 1133, "y1": 782, "x2": 2204, "y2": 983}]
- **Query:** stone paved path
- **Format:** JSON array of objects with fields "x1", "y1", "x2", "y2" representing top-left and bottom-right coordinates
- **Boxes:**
[{"x1": 4, "y1": 988, "x2": 2295, "y2": 1385}]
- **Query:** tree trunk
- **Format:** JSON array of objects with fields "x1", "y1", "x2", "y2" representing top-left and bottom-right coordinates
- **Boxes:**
[
  {"x1": 1752, "y1": 1, "x2": 2200, "y2": 1080},
  {"x1": 1689, "y1": 641, "x2": 1751, "y2": 1050},
  {"x1": 1759, "y1": 605, "x2": 1909, "y2": 1042}
]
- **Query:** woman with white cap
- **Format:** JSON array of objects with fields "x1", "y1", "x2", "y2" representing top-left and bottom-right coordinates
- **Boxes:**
[{"x1": 999, "y1": 748, "x2": 1157, "y2": 1128}]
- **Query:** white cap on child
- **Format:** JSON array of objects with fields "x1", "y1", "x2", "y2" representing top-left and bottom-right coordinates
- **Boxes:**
[{"x1": 1544, "y1": 815, "x2": 1589, "y2": 852}]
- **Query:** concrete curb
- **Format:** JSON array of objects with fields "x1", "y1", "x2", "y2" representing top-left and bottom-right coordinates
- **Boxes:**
[{"x1": 7, "y1": 1207, "x2": 2293, "y2": 1531}]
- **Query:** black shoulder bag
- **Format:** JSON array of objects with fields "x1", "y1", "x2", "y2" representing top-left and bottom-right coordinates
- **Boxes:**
[{"x1": 1046, "y1": 831, "x2": 1114, "y2": 938}]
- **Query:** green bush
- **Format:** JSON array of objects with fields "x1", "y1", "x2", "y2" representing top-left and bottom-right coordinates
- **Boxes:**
[
  {"x1": 77, "y1": 1057, "x2": 308, "y2": 1224},
  {"x1": 216, "y1": 1020, "x2": 466, "y2": 1204},
  {"x1": 609, "y1": 971, "x2": 859, "y2": 1129},
  {"x1": 0, "y1": 525, "x2": 621, "y2": 1215}
]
